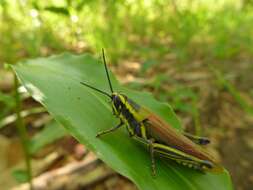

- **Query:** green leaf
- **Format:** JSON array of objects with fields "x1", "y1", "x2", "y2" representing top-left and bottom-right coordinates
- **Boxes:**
[
  {"x1": 13, "y1": 53, "x2": 233, "y2": 190},
  {"x1": 12, "y1": 169, "x2": 29, "y2": 183},
  {"x1": 44, "y1": 6, "x2": 70, "y2": 16},
  {"x1": 0, "y1": 91, "x2": 15, "y2": 107},
  {"x1": 29, "y1": 120, "x2": 67, "y2": 154}
]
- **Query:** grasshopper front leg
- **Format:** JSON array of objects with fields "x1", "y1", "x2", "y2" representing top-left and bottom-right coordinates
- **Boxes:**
[{"x1": 96, "y1": 120, "x2": 123, "y2": 137}]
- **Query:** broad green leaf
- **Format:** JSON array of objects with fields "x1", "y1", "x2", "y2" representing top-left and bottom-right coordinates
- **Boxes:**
[{"x1": 13, "y1": 53, "x2": 233, "y2": 190}]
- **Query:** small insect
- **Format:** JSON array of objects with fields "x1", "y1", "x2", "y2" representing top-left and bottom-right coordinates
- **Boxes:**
[{"x1": 80, "y1": 49, "x2": 224, "y2": 176}]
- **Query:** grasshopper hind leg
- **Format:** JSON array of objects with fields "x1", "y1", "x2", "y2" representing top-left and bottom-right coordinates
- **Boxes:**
[
  {"x1": 153, "y1": 143, "x2": 214, "y2": 172},
  {"x1": 132, "y1": 135, "x2": 213, "y2": 176},
  {"x1": 183, "y1": 132, "x2": 210, "y2": 145}
]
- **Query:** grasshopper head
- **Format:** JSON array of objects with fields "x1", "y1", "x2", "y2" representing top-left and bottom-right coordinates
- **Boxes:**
[{"x1": 112, "y1": 92, "x2": 126, "y2": 116}]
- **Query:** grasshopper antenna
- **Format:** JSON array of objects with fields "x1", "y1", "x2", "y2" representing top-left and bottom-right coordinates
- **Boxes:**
[
  {"x1": 80, "y1": 81, "x2": 112, "y2": 99},
  {"x1": 102, "y1": 49, "x2": 114, "y2": 93}
]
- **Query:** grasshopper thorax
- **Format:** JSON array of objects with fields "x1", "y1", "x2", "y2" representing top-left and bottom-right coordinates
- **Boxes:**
[{"x1": 112, "y1": 92, "x2": 141, "y2": 119}]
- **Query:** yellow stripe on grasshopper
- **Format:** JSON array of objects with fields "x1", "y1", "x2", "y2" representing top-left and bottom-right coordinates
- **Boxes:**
[{"x1": 140, "y1": 124, "x2": 147, "y2": 139}]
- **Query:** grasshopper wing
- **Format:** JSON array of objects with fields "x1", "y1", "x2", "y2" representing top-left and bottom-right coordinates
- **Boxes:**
[{"x1": 144, "y1": 112, "x2": 223, "y2": 172}]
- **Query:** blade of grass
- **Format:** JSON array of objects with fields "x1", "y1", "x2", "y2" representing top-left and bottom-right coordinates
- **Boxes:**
[
  {"x1": 14, "y1": 74, "x2": 33, "y2": 190},
  {"x1": 210, "y1": 66, "x2": 253, "y2": 116}
]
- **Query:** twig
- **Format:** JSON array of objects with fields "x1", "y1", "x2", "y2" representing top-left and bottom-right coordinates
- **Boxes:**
[
  {"x1": 12, "y1": 154, "x2": 115, "y2": 190},
  {"x1": 0, "y1": 107, "x2": 46, "y2": 129}
]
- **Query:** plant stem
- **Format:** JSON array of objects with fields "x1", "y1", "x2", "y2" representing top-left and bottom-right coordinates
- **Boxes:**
[
  {"x1": 14, "y1": 75, "x2": 33, "y2": 190},
  {"x1": 193, "y1": 100, "x2": 201, "y2": 136}
]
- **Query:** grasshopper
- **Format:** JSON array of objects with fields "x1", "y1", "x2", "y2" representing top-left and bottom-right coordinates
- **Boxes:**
[{"x1": 80, "y1": 49, "x2": 223, "y2": 176}]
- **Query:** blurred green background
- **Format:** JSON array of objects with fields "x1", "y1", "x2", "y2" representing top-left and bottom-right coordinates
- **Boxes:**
[
  {"x1": 0, "y1": 0, "x2": 253, "y2": 190},
  {"x1": 1, "y1": 0, "x2": 253, "y2": 64}
]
